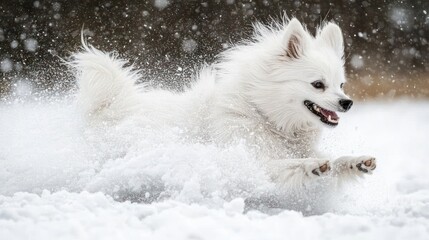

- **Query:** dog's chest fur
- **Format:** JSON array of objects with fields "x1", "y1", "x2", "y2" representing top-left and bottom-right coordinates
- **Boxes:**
[{"x1": 256, "y1": 123, "x2": 320, "y2": 160}]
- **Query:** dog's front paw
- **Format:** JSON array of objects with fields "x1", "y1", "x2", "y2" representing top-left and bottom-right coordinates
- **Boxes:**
[
  {"x1": 351, "y1": 156, "x2": 376, "y2": 174},
  {"x1": 310, "y1": 160, "x2": 331, "y2": 177}
]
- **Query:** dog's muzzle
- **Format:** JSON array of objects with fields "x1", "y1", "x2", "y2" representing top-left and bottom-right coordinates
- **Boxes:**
[{"x1": 304, "y1": 100, "x2": 339, "y2": 126}]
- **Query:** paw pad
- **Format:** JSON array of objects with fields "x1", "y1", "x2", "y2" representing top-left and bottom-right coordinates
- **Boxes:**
[
  {"x1": 312, "y1": 162, "x2": 330, "y2": 176},
  {"x1": 319, "y1": 163, "x2": 329, "y2": 173},
  {"x1": 364, "y1": 159, "x2": 373, "y2": 167},
  {"x1": 356, "y1": 157, "x2": 376, "y2": 173}
]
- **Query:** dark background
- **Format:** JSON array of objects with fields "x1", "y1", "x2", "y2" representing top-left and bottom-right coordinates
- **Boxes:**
[{"x1": 0, "y1": 0, "x2": 428, "y2": 99}]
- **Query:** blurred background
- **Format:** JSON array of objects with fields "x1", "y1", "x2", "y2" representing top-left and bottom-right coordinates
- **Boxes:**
[{"x1": 0, "y1": 0, "x2": 428, "y2": 100}]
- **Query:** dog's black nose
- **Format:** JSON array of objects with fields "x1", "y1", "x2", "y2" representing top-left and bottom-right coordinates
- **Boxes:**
[{"x1": 339, "y1": 99, "x2": 353, "y2": 111}]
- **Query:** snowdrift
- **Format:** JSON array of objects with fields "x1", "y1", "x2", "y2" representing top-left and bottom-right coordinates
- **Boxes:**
[{"x1": 1, "y1": 95, "x2": 428, "y2": 239}]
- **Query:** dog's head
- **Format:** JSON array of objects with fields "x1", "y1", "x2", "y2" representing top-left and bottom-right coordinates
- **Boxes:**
[{"x1": 249, "y1": 18, "x2": 352, "y2": 131}]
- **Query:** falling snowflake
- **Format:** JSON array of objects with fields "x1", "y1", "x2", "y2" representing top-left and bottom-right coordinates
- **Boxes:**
[
  {"x1": 154, "y1": 0, "x2": 170, "y2": 10},
  {"x1": 24, "y1": 38, "x2": 38, "y2": 52},
  {"x1": 182, "y1": 39, "x2": 198, "y2": 53}
]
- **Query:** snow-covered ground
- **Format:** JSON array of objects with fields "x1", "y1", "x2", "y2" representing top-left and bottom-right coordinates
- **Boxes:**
[{"x1": 0, "y1": 96, "x2": 428, "y2": 240}]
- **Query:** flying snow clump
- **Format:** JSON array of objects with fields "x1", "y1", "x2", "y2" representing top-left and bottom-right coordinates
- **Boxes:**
[
  {"x1": 182, "y1": 39, "x2": 198, "y2": 53},
  {"x1": 154, "y1": 0, "x2": 170, "y2": 10},
  {"x1": 1, "y1": 58, "x2": 13, "y2": 73},
  {"x1": 10, "y1": 40, "x2": 19, "y2": 49},
  {"x1": 24, "y1": 38, "x2": 39, "y2": 52},
  {"x1": 350, "y1": 54, "x2": 364, "y2": 69},
  {"x1": 388, "y1": 7, "x2": 413, "y2": 31}
]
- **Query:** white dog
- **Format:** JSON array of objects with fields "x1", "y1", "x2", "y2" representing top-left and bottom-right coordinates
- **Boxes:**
[{"x1": 72, "y1": 18, "x2": 376, "y2": 190}]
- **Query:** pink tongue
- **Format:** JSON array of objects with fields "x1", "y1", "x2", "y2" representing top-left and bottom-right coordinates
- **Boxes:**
[{"x1": 320, "y1": 109, "x2": 339, "y2": 120}]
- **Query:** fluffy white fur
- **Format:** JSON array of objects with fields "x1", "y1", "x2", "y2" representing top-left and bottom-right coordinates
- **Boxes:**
[{"x1": 72, "y1": 18, "x2": 376, "y2": 190}]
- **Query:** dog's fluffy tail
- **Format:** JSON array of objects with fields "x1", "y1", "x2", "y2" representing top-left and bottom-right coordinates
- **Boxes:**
[{"x1": 71, "y1": 39, "x2": 142, "y2": 121}]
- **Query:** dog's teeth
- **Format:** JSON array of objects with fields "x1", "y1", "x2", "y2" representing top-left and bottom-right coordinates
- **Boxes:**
[
  {"x1": 328, "y1": 116, "x2": 338, "y2": 124},
  {"x1": 313, "y1": 105, "x2": 320, "y2": 112},
  {"x1": 327, "y1": 115, "x2": 338, "y2": 124}
]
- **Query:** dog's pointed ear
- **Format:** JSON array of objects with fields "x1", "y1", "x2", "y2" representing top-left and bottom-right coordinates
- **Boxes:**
[
  {"x1": 319, "y1": 22, "x2": 344, "y2": 59},
  {"x1": 283, "y1": 18, "x2": 310, "y2": 60}
]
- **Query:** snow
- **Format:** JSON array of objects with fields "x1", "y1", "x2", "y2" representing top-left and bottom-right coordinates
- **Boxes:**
[
  {"x1": 388, "y1": 7, "x2": 413, "y2": 31},
  {"x1": 10, "y1": 40, "x2": 18, "y2": 49},
  {"x1": 0, "y1": 58, "x2": 13, "y2": 73},
  {"x1": 142, "y1": 10, "x2": 150, "y2": 17},
  {"x1": 182, "y1": 39, "x2": 198, "y2": 53},
  {"x1": 154, "y1": 0, "x2": 170, "y2": 11},
  {"x1": 52, "y1": 2, "x2": 61, "y2": 12},
  {"x1": 11, "y1": 80, "x2": 33, "y2": 97},
  {"x1": 0, "y1": 29, "x2": 4, "y2": 41},
  {"x1": 350, "y1": 54, "x2": 364, "y2": 69},
  {"x1": 0, "y1": 95, "x2": 428, "y2": 239},
  {"x1": 23, "y1": 38, "x2": 38, "y2": 52}
]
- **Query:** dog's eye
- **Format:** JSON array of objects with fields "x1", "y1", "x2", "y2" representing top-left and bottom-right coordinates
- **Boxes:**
[
  {"x1": 311, "y1": 81, "x2": 325, "y2": 90},
  {"x1": 340, "y1": 83, "x2": 344, "y2": 89}
]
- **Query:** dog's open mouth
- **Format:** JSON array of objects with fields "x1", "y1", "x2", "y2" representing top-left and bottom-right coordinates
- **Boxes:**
[{"x1": 304, "y1": 100, "x2": 339, "y2": 126}]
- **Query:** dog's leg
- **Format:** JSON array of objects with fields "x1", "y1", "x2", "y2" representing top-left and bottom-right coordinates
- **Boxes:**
[
  {"x1": 268, "y1": 158, "x2": 331, "y2": 188},
  {"x1": 330, "y1": 156, "x2": 376, "y2": 180}
]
